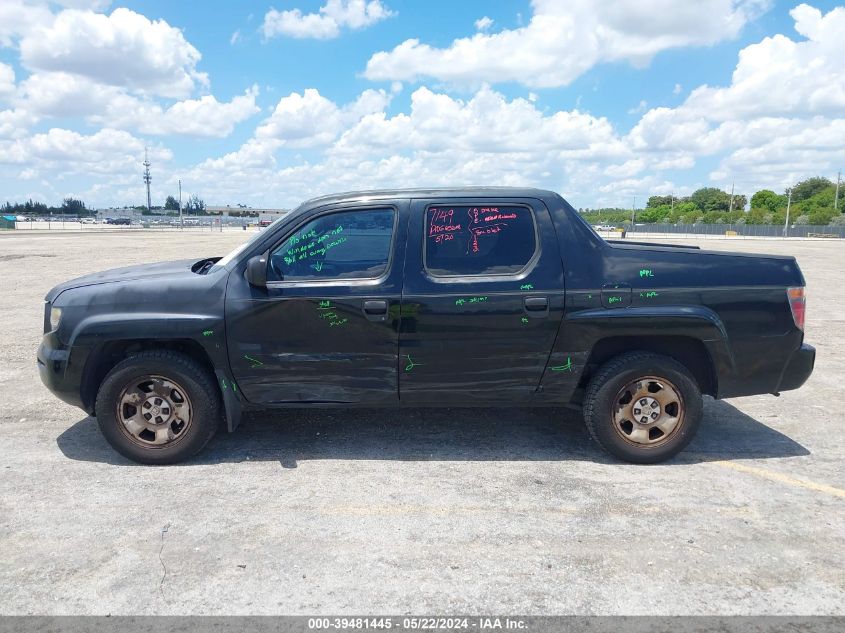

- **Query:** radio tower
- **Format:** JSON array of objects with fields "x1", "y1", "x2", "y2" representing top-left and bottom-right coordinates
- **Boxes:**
[{"x1": 142, "y1": 147, "x2": 152, "y2": 214}]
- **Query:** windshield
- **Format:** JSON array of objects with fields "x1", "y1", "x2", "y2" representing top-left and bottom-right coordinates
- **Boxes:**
[{"x1": 209, "y1": 216, "x2": 286, "y2": 271}]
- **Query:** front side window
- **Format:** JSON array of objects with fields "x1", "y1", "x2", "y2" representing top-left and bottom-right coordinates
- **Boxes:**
[
  {"x1": 424, "y1": 205, "x2": 537, "y2": 276},
  {"x1": 268, "y1": 208, "x2": 395, "y2": 282}
]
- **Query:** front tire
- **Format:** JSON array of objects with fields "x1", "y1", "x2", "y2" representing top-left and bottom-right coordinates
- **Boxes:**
[
  {"x1": 94, "y1": 350, "x2": 221, "y2": 464},
  {"x1": 583, "y1": 352, "x2": 703, "y2": 464}
]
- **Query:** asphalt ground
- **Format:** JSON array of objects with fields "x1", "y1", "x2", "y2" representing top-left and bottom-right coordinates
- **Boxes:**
[{"x1": 0, "y1": 229, "x2": 842, "y2": 614}]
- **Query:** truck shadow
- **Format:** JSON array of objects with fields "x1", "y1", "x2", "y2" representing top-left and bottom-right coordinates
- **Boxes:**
[{"x1": 57, "y1": 398, "x2": 809, "y2": 466}]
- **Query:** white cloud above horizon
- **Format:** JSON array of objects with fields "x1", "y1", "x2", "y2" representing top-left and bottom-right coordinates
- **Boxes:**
[
  {"x1": 364, "y1": 0, "x2": 773, "y2": 88},
  {"x1": 0, "y1": 1, "x2": 843, "y2": 210},
  {"x1": 262, "y1": 0, "x2": 394, "y2": 40}
]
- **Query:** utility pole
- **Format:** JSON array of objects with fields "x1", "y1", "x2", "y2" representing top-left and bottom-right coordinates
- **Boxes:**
[
  {"x1": 631, "y1": 196, "x2": 636, "y2": 227},
  {"x1": 142, "y1": 147, "x2": 152, "y2": 215},
  {"x1": 835, "y1": 170, "x2": 841, "y2": 211},
  {"x1": 783, "y1": 188, "x2": 792, "y2": 237},
  {"x1": 728, "y1": 181, "x2": 735, "y2": 214},
  {"x1": 178, "y1": 179, "x2": 183, "y2": 230}
]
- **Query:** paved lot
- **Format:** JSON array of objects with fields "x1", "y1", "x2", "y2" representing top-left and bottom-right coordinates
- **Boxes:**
[{"x1": 0, "y1": 230, "x2": 843, "y2": 615}]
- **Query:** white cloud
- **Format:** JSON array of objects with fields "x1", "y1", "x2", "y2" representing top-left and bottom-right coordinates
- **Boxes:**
[
  {"x1": 628, "y1": 5, "x2": 845, "y2": 150},
  {"x1": 625, "y1": 3, "x2": 845, "y2": 191},
  {"x1": 0, "y1": 109, "x2": 37, "y2": 139},
  {"x1": 177, "y1": 85, "x2": 632, "y2": 207},
  {"x1": 255, "y1": 87, "x2": 391, "y2": 148},
  {"x1": 0, "y1": 63, "x2": 15, "y2": 100},
  {"x1": 0, "y1": 127, "x2": 171, "y2": 176},
  {"x1": 331, "y1": 86, "x2": 622, "y2": 157},
  {"x1": 673, "y1": 83, "x2": 682, "y2": 95},
  {"x1": 17, "y1": 71, "x2": 124, "y2": 118},
  {"x1": 99, "y1": 86, "x2": 261, "y2": 137},
  {"x1": 475, "y1": 16, "x2": 493, "y2": 31},
  {"x1": 15, "y1": 72, "x2": 260, "y2": 137},
  {"x1": 604, "y1": 159, "x2": 646, "y2": 178},
  {"x1": 230, "y1": 29, "x2": 241, "y2": 45},
  {"x1": 0, "y1": 1, "x2": 53, "y2": 47},
  {"x1": 262, "y1": 0, "x2": 394, "y2": 40},
  {"x1": 20, "y1": 7, "x2": 207, "y2": 98},
  {"x1": 364, "y1": 0, "x2": 771, "y2": 87}
]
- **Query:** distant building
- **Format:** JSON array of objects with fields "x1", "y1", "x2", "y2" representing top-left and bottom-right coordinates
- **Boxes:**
[{"x1": 206, "y1": 206, "x2": 289, "y2": 219}]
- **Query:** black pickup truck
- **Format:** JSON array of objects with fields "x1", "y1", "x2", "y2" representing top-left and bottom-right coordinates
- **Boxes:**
[{"x1": 38, "y1": 188, "x2": 814, "y2": 464}]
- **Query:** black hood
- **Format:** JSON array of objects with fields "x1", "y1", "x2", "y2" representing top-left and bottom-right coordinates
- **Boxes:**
[{"x1": 45, "y1": 258, "x2": 199, "y2": 302}]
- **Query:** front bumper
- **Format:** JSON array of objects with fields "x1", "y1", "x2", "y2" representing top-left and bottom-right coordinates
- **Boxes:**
[
  {"x1": 37, "y1": 332, "x2": 86, "y2": 410},
  {"x1": 777, "y1": 343, "x2": 815, "y2": 393}
]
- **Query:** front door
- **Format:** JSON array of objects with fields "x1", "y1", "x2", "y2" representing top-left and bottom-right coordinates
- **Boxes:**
[
  {"x1": 398, "y1": 198, "x2": 565, "y2": 404},
  {"x1": 226, "y1": 202, "x2": 408, "y2": 404}
]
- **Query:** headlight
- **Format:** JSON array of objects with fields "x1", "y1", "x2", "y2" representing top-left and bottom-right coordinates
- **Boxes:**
[{"x1": 49, "y1": 306, "x2": 62, "y2": 331}]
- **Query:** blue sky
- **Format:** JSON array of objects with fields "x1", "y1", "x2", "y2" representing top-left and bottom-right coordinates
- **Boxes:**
[{"x1": 0, "y1": 0, "x2": 843, "y2": 209}]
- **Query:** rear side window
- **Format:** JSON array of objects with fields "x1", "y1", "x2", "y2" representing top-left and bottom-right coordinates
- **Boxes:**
[
  {"x1": 424, "y1": 205, "x2": 537, "y2": 276},
  {"x1": 268, "y1": 208, "x2": 395, "y2": 282}
]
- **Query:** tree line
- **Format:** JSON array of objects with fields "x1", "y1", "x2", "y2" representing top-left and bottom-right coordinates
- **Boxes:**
[
  {"x1": 1, "y1": 195, "x2": 208, "y2": 216},
  {"x1": 579, "y1": 177, "x2": 843, "y2": 226},
  {"x1": 2, "y1": 198, "x2": 93, "y2": 217}
]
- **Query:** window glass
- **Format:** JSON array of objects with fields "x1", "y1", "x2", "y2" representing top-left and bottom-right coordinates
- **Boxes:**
[
  {"x1": 424, "y1": 205, "x2": 537, "y2": 276},
  {"x1": 268, "y1": 208, "x2": 395, "y2": 281}
]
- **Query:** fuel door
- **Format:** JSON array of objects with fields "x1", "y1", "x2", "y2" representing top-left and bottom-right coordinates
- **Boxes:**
[{"x1": 601, "y1": 283, "x2": 632, "y2": 308}]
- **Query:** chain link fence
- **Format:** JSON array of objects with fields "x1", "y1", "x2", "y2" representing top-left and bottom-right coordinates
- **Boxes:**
[{"x1": 619, "y1": 223, "x2": 845, "y2": 239}]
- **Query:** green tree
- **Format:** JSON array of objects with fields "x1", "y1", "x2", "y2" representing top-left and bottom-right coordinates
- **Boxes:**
[
  {"x1": 750, "y1": 190, "x2": 786, "y2": 214},
  {"x1": 646, "y1": 195, "x2": 673, "y2": 208},
  {"x1": 185, "y1": 194, "x2": 206, "y2": 214},
  {"x1": 164, "y1": 195, "x2": 180, "y2": 211},
  {"x1": 60, "y1": 197, "x2": 87, "y2": 215},
  {"x1": 730, "y1": 194, "x2": 748, "y2": 211},
  {"x1": 638, "y1": 204, "x2": 672, "y2": 223},
  {"x1": 791, "y1": 177, "x2": 834, "y2": 203},
  {"x1": 690, "y1": 187, "x2": 732, "y2": 212}
]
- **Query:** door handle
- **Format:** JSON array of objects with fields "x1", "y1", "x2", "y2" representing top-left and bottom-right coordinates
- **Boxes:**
[
  {"x1": 524, "y1": 296, "x2": 549, "y2": 318},
  {"x1": 363, "y1": 299, "x2": 389, "y2": 321}
]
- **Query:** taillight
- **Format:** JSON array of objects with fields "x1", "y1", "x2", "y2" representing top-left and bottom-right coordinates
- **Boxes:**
[{"x1": 787, "y1": 287, "x2": 805, "y2": 331}]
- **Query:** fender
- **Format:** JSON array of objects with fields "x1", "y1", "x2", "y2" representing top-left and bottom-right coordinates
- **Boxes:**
[
  {"x1": 66, "y1": 312, "x2": 244, "y2": 427},
  {"x1": 537, "y1": 305, "x2": 734, "y2": 402}
]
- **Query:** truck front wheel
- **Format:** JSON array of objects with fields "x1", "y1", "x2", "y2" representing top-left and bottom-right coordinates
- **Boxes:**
[
  {"x1": 94, "y1": 350, "x2": 221, "y2": 464},
  {"x1": 583, "y1": 352, "x2": 703, "y2": 463}
]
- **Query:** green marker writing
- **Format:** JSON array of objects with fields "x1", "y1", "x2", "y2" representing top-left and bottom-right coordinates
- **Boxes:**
[
  {"x1": 244, "y1": 354, "x2": 263, "y2": 368},
  {"x1": 551, "y1": 357, "x2": 573, "y2": 372},
  {"x1": 404, "y1": 354, "x2": 423, "y2": 372}
]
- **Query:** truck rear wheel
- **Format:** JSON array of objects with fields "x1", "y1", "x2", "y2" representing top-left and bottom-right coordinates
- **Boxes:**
[
  {"x1": 583, "y1": 352, "x2": 702, "y2": 463},
  {"x1": 94, "y1": 350, "x2": 221, "y2": 464}
]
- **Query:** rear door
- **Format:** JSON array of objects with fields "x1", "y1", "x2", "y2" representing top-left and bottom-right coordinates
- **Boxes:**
[
  {"x1": 398, "y1": 197, "x2": 565, "y2": 404},
  {"x1": 226, "y1": 201, "x2": 408, "y2": 404}
]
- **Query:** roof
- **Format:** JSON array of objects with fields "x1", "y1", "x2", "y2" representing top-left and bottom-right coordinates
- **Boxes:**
[{"x1": 298, "y1": 186, "x2": 560, "y2": 211}]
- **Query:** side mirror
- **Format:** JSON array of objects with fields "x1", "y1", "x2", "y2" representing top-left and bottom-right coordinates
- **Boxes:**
[{"x1": 245, "y1": 254, "x2": 268, "y2": 287}]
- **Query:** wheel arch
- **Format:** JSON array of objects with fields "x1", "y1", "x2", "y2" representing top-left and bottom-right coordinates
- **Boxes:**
[
  {"x1": 579, "y1": 335, "x2": 718, "y2": 398},
  {"x1": 80, "y1": 338, "x2": 217, "y2": 414}
]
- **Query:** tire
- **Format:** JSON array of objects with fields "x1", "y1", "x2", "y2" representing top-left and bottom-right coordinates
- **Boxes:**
[
  {"x1": 94, "y1": 350, "x2": 221, "y2": 464},
  {"x1": 583, "y1": 352, "x2": 703, "y2": 464}
]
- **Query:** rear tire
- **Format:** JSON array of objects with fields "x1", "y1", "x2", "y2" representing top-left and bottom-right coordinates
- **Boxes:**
[
  {"x1": 94, "y1": 350, "x2": 221, "y2": 465},
  {"x1": 583, "y1": 352, "x2": 703, "y2": 464}
]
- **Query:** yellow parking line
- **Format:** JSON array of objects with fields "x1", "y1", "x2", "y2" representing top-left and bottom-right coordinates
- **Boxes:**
[{"x1": 712, "y1": 460, "x2": 845, "y2": 499}]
